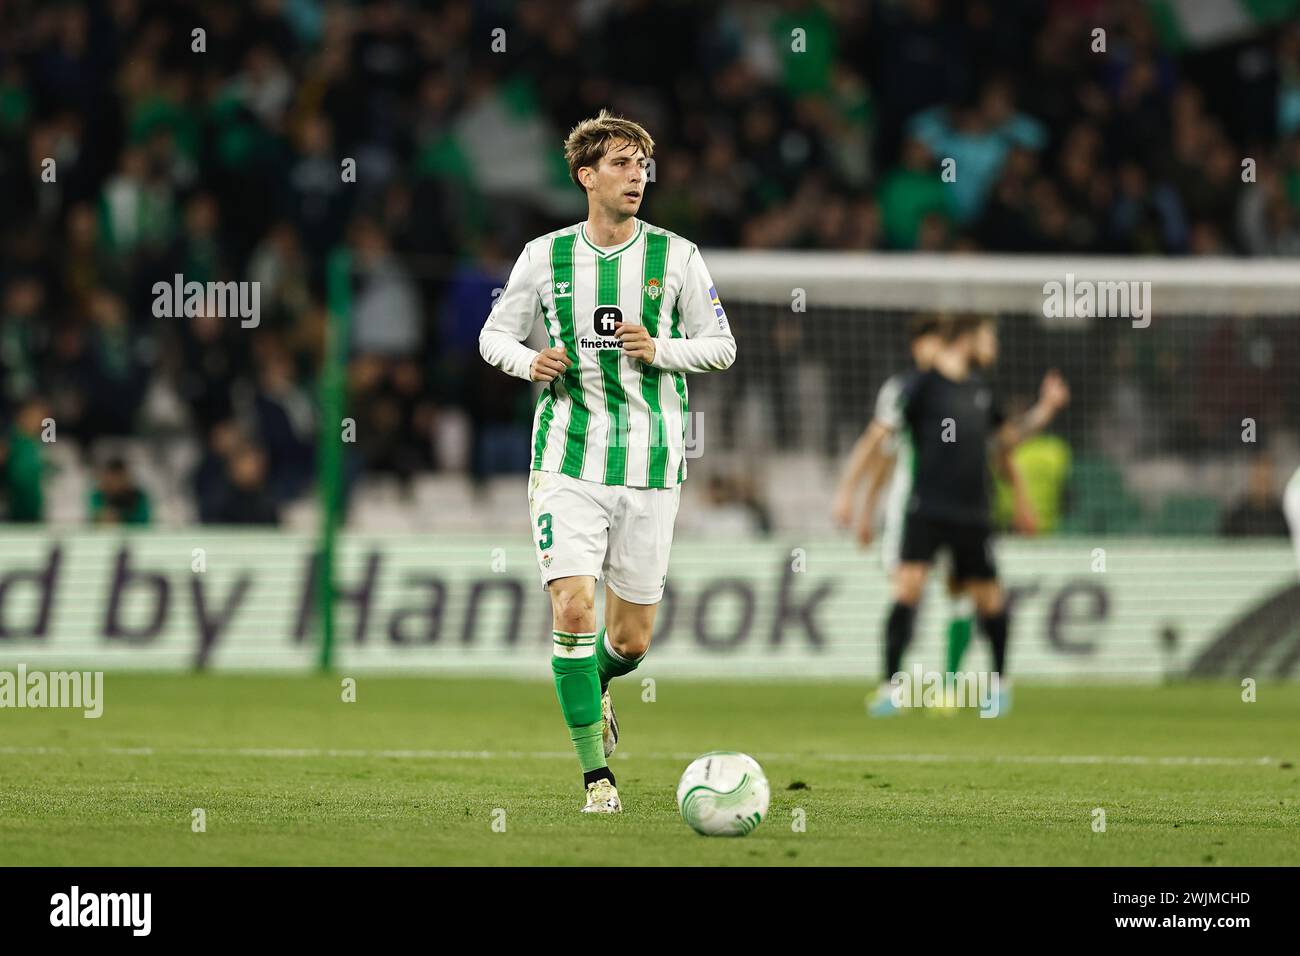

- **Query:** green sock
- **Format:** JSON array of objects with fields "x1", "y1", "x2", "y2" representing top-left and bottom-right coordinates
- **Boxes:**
[
  {"x1": 551, "y1": 631, "x2": 605, "y2": 773},
  {"x1": 595, "y1": 628, "x2": 642, "y2": 693},
  {"x1": 945, "y1": 616, "x2": 973, "y2": 674}
]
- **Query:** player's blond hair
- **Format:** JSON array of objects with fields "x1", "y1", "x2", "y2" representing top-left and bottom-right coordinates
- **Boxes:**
[{"x1": 564, "y1": 109, "x2": 655, "y2": 193}]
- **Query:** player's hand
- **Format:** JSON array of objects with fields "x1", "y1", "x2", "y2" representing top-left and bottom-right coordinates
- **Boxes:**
[
  {"x1": 832, "y1": 489, "x2": 854, "y2": 529},
  {"x1": 1013, "y1": 502, "x2": 1038, "y2": 536},
  {"x1": 1039, "y1": 369, "x2": 1070, "y2": 412},
  {"x1": 615, "y1": 322, "x2": 656, "y2": 364},
  {"x1": 530, "y1": 346, "x2": 571, "y2": 382},
  {"x1": 855, "y1": 516, "x2": 875, "y2": 548}
]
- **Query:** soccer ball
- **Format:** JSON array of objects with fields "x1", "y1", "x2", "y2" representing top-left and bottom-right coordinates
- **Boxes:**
[{"x1": 676, "y1": 751, "x2": 770, "y2": 837}]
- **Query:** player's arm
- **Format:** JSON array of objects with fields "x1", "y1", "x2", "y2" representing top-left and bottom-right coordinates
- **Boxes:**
[
  {"x1": 832, "y1": 418, "x2": 891, "y2": 527},
  {"x1": 996, "y1": 369, "x2": 1070, "y2": 450},
  {"x1": 619, "y1": 247, "x2": 736, "y2": 372},
  {"x1": 994, "y1": 442, "x2": 1037, "y2": 535},
  {"x1": 478, "y1": 245, "x2": 570, "y2": 382},
  {"x1": 834, "y1": 374, "x2": 910, "y2": 527},
  {"x1": 855, "y1": 447, "x2": 896, "y2": 545}
]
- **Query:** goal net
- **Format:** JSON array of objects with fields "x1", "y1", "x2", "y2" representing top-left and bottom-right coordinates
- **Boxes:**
[
  {"x1": 647, "y1": 252, "x2": 1300, "y2": 680},
  {"x1": 688, "y1": 253, "x2": 1300, "y2": 539}
]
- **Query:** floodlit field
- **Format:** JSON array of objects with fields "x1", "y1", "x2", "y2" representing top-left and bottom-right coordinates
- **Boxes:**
[{"x1": 1, "y1": 676, "x2": 1297, "y2": 866}]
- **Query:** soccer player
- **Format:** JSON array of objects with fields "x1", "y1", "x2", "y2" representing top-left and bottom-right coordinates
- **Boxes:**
[
  {"x1": 833, "y1": 315, "x2": 1035, "y2": 710},
  {"x1": 865, "y1": 316, "x2": 1068, "y2": 716},
  {"x1": 479, "y1": 110, "x2": 736, "y2": 813}
]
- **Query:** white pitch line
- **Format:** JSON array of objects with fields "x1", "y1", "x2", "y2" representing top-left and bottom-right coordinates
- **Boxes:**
[{"x1": 0, "y1": 745, "x2": 1281, "y2": 767}]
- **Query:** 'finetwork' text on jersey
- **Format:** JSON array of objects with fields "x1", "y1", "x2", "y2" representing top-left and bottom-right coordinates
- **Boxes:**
[{"x1": 479, "y1": 219, "x2": 736, "y2": 488}]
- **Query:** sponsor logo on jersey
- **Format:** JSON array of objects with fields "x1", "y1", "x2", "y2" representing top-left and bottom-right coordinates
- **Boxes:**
[
  {"x1": 554, "y1": 280, "x2": 571, "y2": 297},
  {"x1": 582, "y1": 305, "x2": 623, "y2": 350},
  {"x1": 709, "y1": 285, "x2": 728, "y2": 329}
]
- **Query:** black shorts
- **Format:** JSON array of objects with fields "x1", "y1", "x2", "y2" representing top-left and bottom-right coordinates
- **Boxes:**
[{"x1": 899, "y1": 513, "x2": 997, "y2": 581}]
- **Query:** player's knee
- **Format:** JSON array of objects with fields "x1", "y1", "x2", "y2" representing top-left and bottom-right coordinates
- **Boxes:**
[
  {"x1": 972, "y1": 584, "x2": 1003, "y2": 616},
  {"x1": 607, "y1": 622, "x2": 651, "y2": 660},
  {"x1": 552, "y1": 586, "x2": 595, "y2": 634},
  {"x1": 892, "y1": 584, "x2": 920, "y2": 605},
  {"x1": 893, "y1": 571, "x2": 924, "y2": 605}
]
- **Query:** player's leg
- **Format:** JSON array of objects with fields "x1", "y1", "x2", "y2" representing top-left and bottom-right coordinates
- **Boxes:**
[
  {"x1": 547, "y1": 575, "x2": 611, "y2": 788},
  {"x1": 966, "y1": 579, "x2": 1011, "y2": 716},
  {"x1": 870, "y1": 513, "x2": 936, "y2": 716},
  {"x1": 600, "y1": 483, "x2": 681, "y2": 752},
  {"x1": 944, "y1": 575, "x2": 975, "y2": 675},
  {"x1": 927, "y1": 571, "x2": 971, "y2": 715},
  {"x1": 869, "y1": 560, "x2": 930, "y2": 715},
  {"x1": 598, "y1": 588, "x2": 660, "y2": 755},
  {"x1": 600, "y1": 588, "x2": 658, "y2": 690},
  {"x1": 953, "y1": 523, "x2": 1010, "y2": 716},
  {"x1": 529, "y1": 472, "x2": 619, "y2": 810}
]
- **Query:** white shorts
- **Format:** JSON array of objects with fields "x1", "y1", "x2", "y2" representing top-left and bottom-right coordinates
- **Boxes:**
[
  {"x1": 880, "y1": 505, "x2": 904, "y2": 575},
  {"x1": 527, "y1": 470, "x2": 681, "y2": 604}
]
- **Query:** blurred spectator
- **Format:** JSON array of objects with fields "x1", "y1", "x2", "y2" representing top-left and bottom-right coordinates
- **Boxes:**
[
  {"x1": 349, "y1": 217, "x2": 421, "y2": 357},
  {"x1": 348, "y1": 354, "x2": 434, "y2": 487},
  {"x1": 1, "y1": 398, "x2": 50, "y2": 522},
  {"x1": 194, "y1": 420, "x2": 243, "y2": 524},
  {"x1": 0, "y1": 277, "x2": 48, "y2": 417},
  {"x1": 878, "y1": 138, "x2": 953, "y2": 249},
  {"x1": 1222, "y1": 453, "x2": 1290, "y2": 537},
  {"x1": 89, "y1": 457, "x2": 152, "y2": 525},
  {"x1": 253, "y1": 339, "x2": 316, "y2": 503},
  {"x1": 207, "y1": 441, "x2": 280, "y2": 526},
  {"x1": 905, "y1": 77, "x2": 1047, "y2": 225}
]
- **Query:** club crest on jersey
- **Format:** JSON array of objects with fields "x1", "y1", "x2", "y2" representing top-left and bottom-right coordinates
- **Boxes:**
[
  {"x1": 580, "y1": 305, "x2": 623, "y2": 350},
  {"x1": 644, "y1": 277, "x2": 662, "y2": 300}
]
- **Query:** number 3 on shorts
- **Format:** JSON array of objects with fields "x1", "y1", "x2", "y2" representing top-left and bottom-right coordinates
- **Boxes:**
[{"x1": 537, "y1": 512, "x2": 553, "y2": 550}]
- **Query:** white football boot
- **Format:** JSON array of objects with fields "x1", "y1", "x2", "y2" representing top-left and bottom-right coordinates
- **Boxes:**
[{"x1": 581, "y1": 777, "x2": 622, "y2": 813}]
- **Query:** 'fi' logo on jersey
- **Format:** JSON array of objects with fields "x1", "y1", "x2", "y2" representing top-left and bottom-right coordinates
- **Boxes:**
[
  {"x1": 644, "y1": 277, "x2": 662, "y2": 300},
  {"x1": 595, "y1": 306, "x2": 622, "y2": 335},
  {"x1": 579, "y1": 306, "x2": 623, "y2": 349}
]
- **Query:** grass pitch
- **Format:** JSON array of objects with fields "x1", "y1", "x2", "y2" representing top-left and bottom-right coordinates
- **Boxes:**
[{"x1": 1, "y1": 675, "x2": 1297, "y2": 866}]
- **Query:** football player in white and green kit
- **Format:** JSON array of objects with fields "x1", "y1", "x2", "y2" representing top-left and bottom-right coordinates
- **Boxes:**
[{"x1": 479, "y1": 110, "x2": 736, "y2": 813}]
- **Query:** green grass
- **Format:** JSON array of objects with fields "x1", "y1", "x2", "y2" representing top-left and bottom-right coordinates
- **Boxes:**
[{"x1": 1, "y1": 676, "x2": 1298, "y2": 866}]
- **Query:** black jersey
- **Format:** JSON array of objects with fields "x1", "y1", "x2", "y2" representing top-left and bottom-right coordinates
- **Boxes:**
[{"x1": 896, "y1": 367, "x2": 1005, "y2": 526}]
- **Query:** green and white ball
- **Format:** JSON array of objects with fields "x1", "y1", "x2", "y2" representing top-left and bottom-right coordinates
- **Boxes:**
[{"x1": 676, "y1": 752, "x2": 770, "y2": 837}]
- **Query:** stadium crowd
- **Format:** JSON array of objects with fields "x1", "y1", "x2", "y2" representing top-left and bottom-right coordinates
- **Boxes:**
[{"x1": 0, "y1": 0, "x2": 1298, "y2": 529}]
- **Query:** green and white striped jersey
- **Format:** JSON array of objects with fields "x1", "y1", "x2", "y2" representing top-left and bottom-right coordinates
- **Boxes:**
[
  {"x1": 479, "y1": 219, "x2": 736, "y2": 488},
  {"x1": 875, "y1": 372, "x2": 915, "y2": 530}
]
